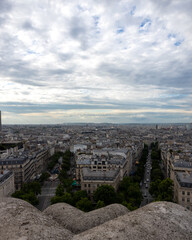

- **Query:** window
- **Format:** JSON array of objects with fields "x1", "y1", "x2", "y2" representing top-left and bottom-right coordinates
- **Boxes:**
[
  {"x1": 88, "y1": 184, "x2": 90, "y2": 187},
  {"x1": 187, "y1": 192, "x2": 190, "y2": 196},
  {"x1": 84, "y1": 184, "x2": 87, "y2": 187},
  {"x1": 182, "y1": 191, "x2": 185, "y2": 195},
  {"x1": 182, "y1": 198, "x2": 185, "y2": 201},
  {"x1": 187, "y1": 198, "x2": 190, "y2": 203}
]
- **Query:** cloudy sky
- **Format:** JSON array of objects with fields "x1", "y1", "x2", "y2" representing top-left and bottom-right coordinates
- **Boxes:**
[{"x1": 0, "y1": 0, "x2": 192, "y2": 124}]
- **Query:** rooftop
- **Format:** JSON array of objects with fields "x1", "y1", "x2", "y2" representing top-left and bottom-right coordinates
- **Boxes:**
[
  {"x1": 173, "y1": 161, "x2": 192, "y2": 169},
  {"x1": 175, "y1": 172, "x2": 192, "y2": 188},
  {"x1": 0, "y1": 170, "x2": 13, "y2": 184},
  {"x1": 82, "y1": 167, "x2": 119, "y2": 181}
]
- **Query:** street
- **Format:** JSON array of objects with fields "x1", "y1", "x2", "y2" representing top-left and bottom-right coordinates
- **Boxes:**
[
  {"x1": 36, "y1": 179, "x2": 59, "y2": 211},
  {"x1": 140, "y1": 149, "x2": 154, "y2": 207}
]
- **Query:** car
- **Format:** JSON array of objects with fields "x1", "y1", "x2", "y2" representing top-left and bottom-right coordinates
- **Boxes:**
[
  {"x1": 146, "y1": 184, "x2": 148, "y2": 188},
  {"x1": 144, "y1": 181, "x2": 146, "y2": 184},
  {"x1": 147, "y1": 179, "x2": 149, "y2": 182},
  {"x1": 144, "y1": 192, "x2": 147, "y2": 197}
]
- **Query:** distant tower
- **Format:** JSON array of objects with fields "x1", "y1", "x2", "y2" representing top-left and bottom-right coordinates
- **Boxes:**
[{"x1": 0, "y1": 111, "x2": 1, "y2": 131}]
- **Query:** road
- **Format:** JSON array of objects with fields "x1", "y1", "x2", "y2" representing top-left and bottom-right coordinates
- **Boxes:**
[
  {"x1": 140, "y1": 149, "x2": 154, "y2": 207},
  {"x1": 36, "y1": 179, "x2": 59, "y2": 211}
]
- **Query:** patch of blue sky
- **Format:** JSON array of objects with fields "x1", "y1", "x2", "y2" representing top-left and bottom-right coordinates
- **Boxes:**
[
  {"x1": 117, "y1": 27, "x2": 124, "y2": 34},
  {"x1": 174, "y1": 41, "x2": 183, "y2": 46},
  {"x1": 27, "y1": 50, "x2": 37, "y2": 54},
  {"x1": 139, "y1": 18, "x2": 151, "y2": 32},
  {"x1": 168, "y1": 33, "x2": 176, "y2": 39},
  {"x1": 130, "y1": 6, "x2": 136, "y2": 16},
  {"x1": 77, "y1": 5, "x2": 86, "y2": 12},
  {"x1": 93, "y1": 16, "x2": 99, "y2": 27}
]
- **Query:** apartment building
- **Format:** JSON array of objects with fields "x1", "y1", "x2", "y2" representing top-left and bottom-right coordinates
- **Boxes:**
[
  {"x1": 0, "y1": 170, "x2": 15, "y2": 197},
  {"x1": 81, "y1": 167, "x2": 120, "y2": 197},
  {"x1": 174, "y1": 171, "x2": 192, "y2": 211},
  {"x1": 0, "y1": 148, "x2": 51, "y2": 190}
]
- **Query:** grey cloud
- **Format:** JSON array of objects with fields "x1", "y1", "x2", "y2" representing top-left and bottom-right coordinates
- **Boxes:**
[
  {"x1": 0, "y1": 0, "x2": 12, "y2": 13},
  {"x1": 58, "y1": 53, "x2": 74, "y2": 62},
  {"x1": 22, "y1": 20, "x2": 35, "y2": 31},
  {"x1": 47, "y1": 68, "x2": 73, "y2": 75},
  {"x1": 69, "y1": 16, "x2": 92, "y2": 50}
]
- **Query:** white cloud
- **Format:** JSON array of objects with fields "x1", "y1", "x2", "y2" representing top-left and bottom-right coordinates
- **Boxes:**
[{"x1": 0, "y1": 0, "x2": 192, "y2": 123}]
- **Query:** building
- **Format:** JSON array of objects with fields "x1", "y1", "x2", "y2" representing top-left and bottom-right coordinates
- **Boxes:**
[
  {"x1": 0, "y1": 170, "x2": 15, "y2": 197},
  {"x1": 0, "y1": 148, "x2": 51, "y2": 190},
  {"x1": 174, "y1": 171, "x2": 192, "y2": 211},
  {"x1": 81, "y1": 167, "x2": 120, "y2": 197},
  {"x1": 0, "y1": 111, "x2": 1, "y2": 131}
]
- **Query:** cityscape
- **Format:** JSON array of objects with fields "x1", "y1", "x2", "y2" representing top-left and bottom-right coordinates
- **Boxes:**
[{"x1": 1, "y1": 110, "x2": 192, "y2": 212}]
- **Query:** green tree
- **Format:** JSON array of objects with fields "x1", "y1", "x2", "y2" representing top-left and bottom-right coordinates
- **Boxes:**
[
  {"x1": 63, "y1": 192, "x2": 73, "y2": 205},
  {"x1": 95, "y1": 200, "x2": 105, "y2": 209},
  {"x1": 58, "y1": 169, "x2": 67, "y2": 182},
  {"x1": 93, "y1": 185, "x2": 117, "y2": 205},
  {"x1": 28, "y1": 182, "x2": 41, "y2": 195},
  {"x1": 39, "y1": 172, "x2": 50, "y2": 182},
  {"x1": 55, "y1": 184, "x2": 65, "y2": 196},
  {"x1": 76, "y1": 197, "x2": 93, "y2": 212},
  {"x1": 149, "y1": 179, "x2": 161, "y2": 197},
  {"x1": 22, "y1": 192, "x2": 39, "y2": 206},
  {"x1": 122, "y1": 201, "x2": 137, "y2": 211},
  {"x1": 51, "y1": 192, "x2": 73, "y2": 205},
  {"x1": 151, "y1": 168, "x2": 163, "y2": 182},
  {"x1": 51, "y1": 196, "x2": 64, "y2": 204},
  {"x1": 157, "y1": 178, "x2": 173, "y2": 201},
  {"x1": 73, "y1": 190, "x2": 88, "y2": 204}
]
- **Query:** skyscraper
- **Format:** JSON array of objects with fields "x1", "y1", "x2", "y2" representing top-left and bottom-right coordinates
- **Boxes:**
[{"x1": 0, "y1": 111, "x2": 1, "y2": 131}]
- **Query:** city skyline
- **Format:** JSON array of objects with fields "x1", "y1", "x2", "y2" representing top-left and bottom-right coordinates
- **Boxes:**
[{"x1": 0, "y1": 0, "x2": 192, "y2": 124}]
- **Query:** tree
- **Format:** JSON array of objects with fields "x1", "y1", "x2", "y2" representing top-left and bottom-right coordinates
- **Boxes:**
[
  {"x1": 96, "y1": 200, "x2": 105, "y2": 209},
  {"x1": 93, "y1": 185, "x2": 117, "y2": 205},
  {"x1": 22, "y1": 192, "x2": 39, "y2": 206},
  {"x1": 39, "y1": 172, "x2": 50, "y2": 182},
  {"x1": 157, "y1": 178, "x2": 173, "y2": 202},
  {"x1": 55, "y1": 184, "x2": 65, "y2": 196},
  {"x1": 12, "y1": 181, "x2": 41, "y2": 206},
  {"x1": 122, "y1": 201, "x2": 137, "y2": 211},
  {"x1": 118, "y1": 177, "x2": 142, "y2": 207},
  {"x1": 58, "y1": 169, "x2": 67, "y2": 182},
  {"x1": 149, "y1": 179, "x2": 161, "y2": 197},
  {"x1": 62, "y1": 192, "x2": 73, "y2": 205},
  {"x1": 51, "y1": 192, "x2": 73, "y2": 205},
  {"x1": 151, "y1": 168, "x2": 163, "y2": 182},
  {"x1": 51, "y1": 196, "x2": 64, "y2": 205},
  {"x1": 76, "y1": 197, "x2": 93, "y2": 212},
  {"x1": 151, "y1": 150, "x2": 159, "y2": 160},
  {"x1": 28, "y1": 182, "x2": 41, "y2": 195},
  {"x1": 73, "y1": 190, "x2": 88, "y2": 204}
]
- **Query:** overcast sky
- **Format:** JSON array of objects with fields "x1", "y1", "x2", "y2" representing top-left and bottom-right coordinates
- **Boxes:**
[{"x1": 0, "y1": 0, "x2": 192, "y2": 124}]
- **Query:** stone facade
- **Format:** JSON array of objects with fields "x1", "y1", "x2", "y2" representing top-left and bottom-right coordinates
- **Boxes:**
[{"x1": 0, "y1": 170, "x2": 15, "y2": 197}]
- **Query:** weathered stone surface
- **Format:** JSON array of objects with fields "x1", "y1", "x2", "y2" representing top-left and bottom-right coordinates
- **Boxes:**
[
  {"x1": 0, "y1": 197, "x2": 73, "y2": 240},
  {"x1": 44, "y1": 203, "x2": 129, "y2": 234},
  {"x1": 1, "y1": 198, "x2": 192, "y2": 240},
  {"x1": 72, "y1": 201, "x2": 192, "y2": 240}
]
